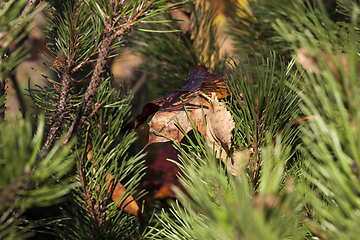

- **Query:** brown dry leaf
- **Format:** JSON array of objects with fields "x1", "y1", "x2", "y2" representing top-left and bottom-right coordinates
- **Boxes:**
[
  {"x1": 86, "y1": 144, "x2": 143, "y2": 221},
  {"x1": 205, "y1": 92, "x2": 253, "y2": 176},
  {"x1": 135, "y1": 65, "x2": 228, "y2": 146},
  {"x1": 140, "y1": 143, "x2": 182, "y2": 199},
  {"x1": 297, "y1": 47, "x2": 355, "y2": 82},
  {"x1": 227, "y1": 147, "x2": 254, "y2": 176},
  {"x1": 205, "y1": 92, "x2": 234, "y2": 160},
  {"x1": 105, "y1": 174, "x2": 144, "y2": 222},
  {"x1": 147, "y1": 93, "x2": 209, "y2": 146},
  {"x1": 254, "y1": 193, "x2": 280, "y2": 212}
]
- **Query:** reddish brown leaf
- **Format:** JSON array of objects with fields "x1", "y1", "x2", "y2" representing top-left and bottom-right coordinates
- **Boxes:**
[
  {"x1": 140, "y1": 143, "x2": 182, "y2": 199},
  {"x1": 135, "y1": 65, "x2": 228, "y2": 146},
  {"x1": 154, "y1": 184, "x2": 175, "y2": 198}
]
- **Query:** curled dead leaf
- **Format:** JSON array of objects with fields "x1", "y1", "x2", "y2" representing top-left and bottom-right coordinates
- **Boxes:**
[
  {"x1": 205, "y1": 92, "x2": 253, "y2": 176},
  {"x1": 205, "y1": 92, "x2": 234, "y2": 159},
  {"x1": 106, "y1": 174, "x2": 144, "y2": 222},
  {"x1": 86, "y1": 144, "x2": 143, "y2": 221},
  {"x1": 135, "y1": 65, "x2": 228, "y2": 146}
]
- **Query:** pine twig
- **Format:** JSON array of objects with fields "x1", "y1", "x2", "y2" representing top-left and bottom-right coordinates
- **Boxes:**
[
  {"x1": 62, "y1": 2, "x2": 151, "y2": 146},
  {"x1": 9, "y1": 73, "x2": 26, "y2": 117},
  {"x1": 42, "y1": 54, "x2": 73, "y2": 151},
  {"x1": 0, "y1": 76, "x2": 5, "y2": 120}
]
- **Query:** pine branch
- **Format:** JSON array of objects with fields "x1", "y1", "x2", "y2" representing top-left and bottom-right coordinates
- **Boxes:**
[
  {"x1": 0, "y1": 116, "x2": 76, "y2": 239},
  {"x1": 0, "y1": 0, "x2": 44, "y2": 120},
  {"x1": 63, "y1": 5, "x2": 146, "y2": 145},
  {"x1": 9, "y1": 73, "x2": 26, "y2": 117},
  {"x1": 0, "y1": 77, "x2": 5, "y2": 120},
  {"x1": 42, "y1": 53, "x2": 74, "y2": 151},
  {"x1": 62, "y1": 1, "x2": 155, "y2": 146}
]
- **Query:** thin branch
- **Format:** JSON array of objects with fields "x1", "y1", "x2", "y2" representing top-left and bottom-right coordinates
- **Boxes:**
[
  {"x1": 0, "y1": 74, "x2": 5, "y2": 121},
  {"x1": 42, "y1": 54, "x2": 73, "y2": 151},
  {"x1": 79, "y1": 161, "x2": 99, "y2": 228},
  {"x1": 9, "y1": 73, "x2": 26, "y2": 117},
  {"x1": 24, "y1": 0, "x2": 37, "y2": 11},
  {"x1": 130, "y1": 72, "x2": 147, "y2": 97},
  {"x1": 71, "y1": 48, "x2": 97, "y2": 73},
  {"x1": 62, "y1": 3, "x2": 150, "y2": 146}
]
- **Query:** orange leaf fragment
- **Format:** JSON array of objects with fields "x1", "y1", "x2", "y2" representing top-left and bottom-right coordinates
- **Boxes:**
[
  {"x1": 154, "y1": 185, "x2": 175, "y2": 199},
  {"x1": 86, "y1": 144, "x2": 143, "y2": 220},
  {"x1": 106, "y1": 174, "x2": 144, "y2": 222}
]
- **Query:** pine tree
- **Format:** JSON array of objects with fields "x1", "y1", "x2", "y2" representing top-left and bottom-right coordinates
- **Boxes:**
[
  {"x1": 0, "y1": 0, "x2": 187, "y2": 239},
  {"x1": 1, "y1": 0, "x2": 360, "y2": 239},
  {"x1": 137, "y1": 0, "x2": 360, "y2": 239}
]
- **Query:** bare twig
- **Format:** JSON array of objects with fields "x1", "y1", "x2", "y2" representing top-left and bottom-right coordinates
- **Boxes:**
[
  {"x1": 130, "y1": 72, "x2": 148, "y2": 97},
  {"x1": 24, "y1": 0, "x2": 37, "y2": 11},
  {"x1": 0, "y1": 74, "x2": 5, "y2": 121},
  {"x1": 79, "y1": 160, "x2": 99, "y2": 227},
  {"x1": 42, "y1": 53, "x2": 73, "y2": 151},
  {"x1": 9, "y1": 73, "x2": 27, "y2": 117}
]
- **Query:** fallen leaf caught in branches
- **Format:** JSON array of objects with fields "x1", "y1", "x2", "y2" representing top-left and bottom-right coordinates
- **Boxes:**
[
  {"x1": 136, "y1": 65, "x2": 254, "y2": 176},
  {"x1": 86, "y1": 144, "x2": 144, "y2": 221},
  {"x1": 135, "y1": 65, "x2": 228, "y2": 146},
  {"x1": 205, "y1": 92, "x2": 234, "y2": 160},
  {"x1": 205, "y1": 92, "x2": 253, "y2": 175},
  {"x1": 140, "y1": 143, "x2": 183, "y2": 199},
  {"x1": 105, "y1": 174, "x2": 143, "y2": 220}
]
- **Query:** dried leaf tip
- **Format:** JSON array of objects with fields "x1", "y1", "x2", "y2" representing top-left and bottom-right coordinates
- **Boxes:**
[
  {"x1": 205, "y1": 92, "x2": 234, "y2": 163},
  {"x1": 205, "y1": 92, "x2": 254, "y2": 176}
]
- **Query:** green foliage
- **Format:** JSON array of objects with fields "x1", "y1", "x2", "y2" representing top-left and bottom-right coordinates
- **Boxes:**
[
  {"x1": 136, "y1": 1, "x2": 226, "y2": 97},
  {"x1": 46, "y1": 0, "x2": 102, "y2": 69},
  {"x1": 2, "y1": 0, "x2": 360, "y2": 239},
  {"x1": 274, "y1": 0, "x2": 360, "y2": 238},
  {"x1": 227, "y1": 54, "x2": 302, "y2": 181},
  {"x1": 149, "y1": 148, "x2": 306, "y2": 240},
  {"x1": 0, "y1": 116, "x2": 76, "y2": 239},
  {"x1": 57, "y1": 81, "x2": 146, "y2": 239},
  {"x1": 0, "y1": 0, "x2": 43, "y2": 81},
  {"x1": 2, "y1": 0, "x2": 189, "y2": 239},
  {"x1": 145, "y1": 54, "x2": 305, "y2": 239},
  {"x1": 144, "y1": 0, "x2": 360, "y2": 239}
]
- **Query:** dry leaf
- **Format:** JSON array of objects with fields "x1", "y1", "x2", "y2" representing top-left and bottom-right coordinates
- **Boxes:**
[
  {"x1": 167, "y1": 3, "x2": 190, "y2": 33},
  {"x1": 297, "y1": 47, "x2": 353, "y2": 82},
  {"x1": 228, "y1": 147, "x2": 254, "y2": 176},
  {"x1": 86, "y1": 144, "x2": 144, "y2": 221},
  {"x1": 105, "y1": 174, "x2": 144, "y2": 222},
  {"x1": 205, "y1": 92, "x2": 253, "y2": 176},
  {"x1": 140, "y1": 143, "x2": 183, "y2": 199},
  {"x1": 254, "y1": 193, "x2": 280, "y2": 211},
  {"x1": 147, "y1": 93, "x2": 209, "y2": 146},
  {"x1": 205, "y1": 92, "x2": 234, "y2": 160},
  {"x1": 135, "y1": 65, "x2": 228, "y2": 146}
]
